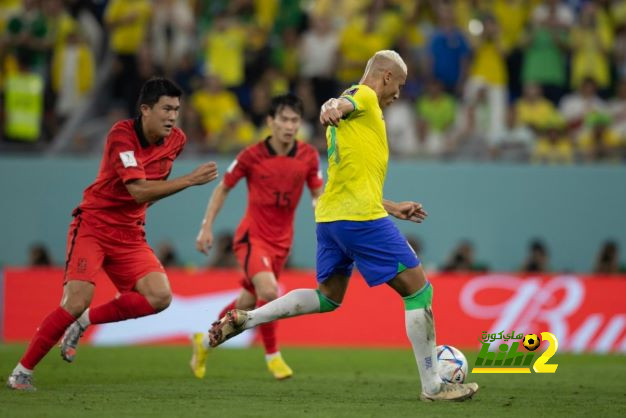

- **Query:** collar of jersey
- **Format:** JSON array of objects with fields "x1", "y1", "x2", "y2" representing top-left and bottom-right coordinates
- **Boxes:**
[
  {"x1": 264, "y1": 136, "x2": 297, "y2": 157},
  {"x1": 134, "y1": 117, "x2": 164, "y2": 148}
]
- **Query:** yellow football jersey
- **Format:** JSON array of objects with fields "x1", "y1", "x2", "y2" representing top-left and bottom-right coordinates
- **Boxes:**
[{"x1": 315, "y1": 84, "x2": 389, "y2": 222}]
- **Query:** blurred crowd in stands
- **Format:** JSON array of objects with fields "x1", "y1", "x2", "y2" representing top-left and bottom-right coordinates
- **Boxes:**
[
  {"x1": 27, "y1": 234, "x2": 626, "y2": 274},
  {"x1": 3, "y1": 0, "x2": 626, "y2": 162}
]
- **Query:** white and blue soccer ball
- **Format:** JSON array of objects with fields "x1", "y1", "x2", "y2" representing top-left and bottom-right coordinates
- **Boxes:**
[{"x1": 436, "y1": 345, "x2": 468, "y2": 384}]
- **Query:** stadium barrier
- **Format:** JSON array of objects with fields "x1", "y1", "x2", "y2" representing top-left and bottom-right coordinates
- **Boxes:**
[{"x1": 2, "y1": 268, "x2": 625, "y2": 352}]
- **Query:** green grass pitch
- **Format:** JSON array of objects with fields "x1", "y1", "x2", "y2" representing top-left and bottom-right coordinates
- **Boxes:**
[{"x1": 1, "y1": 344, "x2": 625, "y2": 417}]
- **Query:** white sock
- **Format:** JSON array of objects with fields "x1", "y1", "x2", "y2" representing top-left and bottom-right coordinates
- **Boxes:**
[
  {"x1": 265, "y1": 351, "x2": 281, "y2": 362},
  {"x1": 77, "y1": 308, "x2": 91, "y2": 328},
  {"x1": 245, "y1": 289, "x2": 320, "y2": 329},
  {"x1": 405, "y1": 308, "x2": 443, "y2": 394},
  {"x1": 201, "y1": 333, "x2": 211, "y2": 350},
  {"x1": 13, "y1": 363, "x2": 32, "y2": 375}
]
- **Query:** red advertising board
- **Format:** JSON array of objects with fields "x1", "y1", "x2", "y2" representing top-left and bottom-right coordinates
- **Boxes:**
[{"x1": 2, "y1": 268, "x2": 625, "y2": 352}]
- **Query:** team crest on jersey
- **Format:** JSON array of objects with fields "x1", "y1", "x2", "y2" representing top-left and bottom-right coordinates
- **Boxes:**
[{"x1": 119, "y1": 151, "x2": 138, "y2": 168}]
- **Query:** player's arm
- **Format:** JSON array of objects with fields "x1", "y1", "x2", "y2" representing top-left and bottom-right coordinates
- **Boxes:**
[
  {"x1": 126, "y1": 162, "x2": 218, "y2": 204},
  {"x1": 383, "y1": 199, "x2": 428, "y2": 224},
  {"x1": 319, "y1": 97, "x2": 355, "y2": 127},
  {"x1": 310, "y1": 186, "x2": 323, "y2": 208},
  {"x1": 196, "y1": 180, "x2": 232, "y2": 255}
]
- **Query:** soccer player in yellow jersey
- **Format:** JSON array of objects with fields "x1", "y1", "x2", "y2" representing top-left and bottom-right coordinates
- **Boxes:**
[{"x1": 208, "y1": 51, "x2": 479, "y2": 402}]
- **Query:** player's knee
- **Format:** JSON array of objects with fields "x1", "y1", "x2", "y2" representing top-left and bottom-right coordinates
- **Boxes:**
[
  {"x1": 148, "y1": 290, "x2": 172, "y2": 312},
  {"x1": 256, "y1": 285, "x2": 278, "y2": 302},
  {"x1": 61, "y1": 297, "x2": 90, "y2": 317}
]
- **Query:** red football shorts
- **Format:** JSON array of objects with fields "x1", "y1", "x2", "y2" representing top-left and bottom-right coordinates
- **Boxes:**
[
  {"x1": 233, "y1": 241, "x2": 287, "y2": 295},
  {"x1": 63, "y1": 215, "x2": 165, "y2": 292}
]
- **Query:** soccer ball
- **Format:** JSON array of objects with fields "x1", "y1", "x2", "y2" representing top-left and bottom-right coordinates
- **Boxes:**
[
  {"x1": 523, "y1": 333, "x2": 541, "y2": 351},
  {"x1": 436, "y1": 345, "x2": 468, "y2": 384}
]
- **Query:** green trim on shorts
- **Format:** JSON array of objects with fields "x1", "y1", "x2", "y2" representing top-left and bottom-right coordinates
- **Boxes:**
[
  {"x1": 397, "y1": 262, "x2": 408, "y2": 274},
  {"x1": 316, "y1": 289, "x2": 340, "y2": 312},
  {"x1": 403, "y1": 282, "x2": 433, "y2": 311}
]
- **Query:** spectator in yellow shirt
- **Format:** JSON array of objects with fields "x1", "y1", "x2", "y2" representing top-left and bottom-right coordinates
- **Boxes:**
[
  {"x1": 532, "y1": 114, "x2": 574, "y2": 164},
  {"x1": 105, "y1": 0, "x2": 151, "y2": 54},
  {"x1": 466, "y1": 15, "x2": 508, "y2": 148},
  {"x1": 190, "y1": 75, "x2": 244, "y2": 150},
  {"x1": 578, "y1": 112, "x2": 624, "y2": 163},
  {"x1": 491, "y1": 0, "x2": 530, "y2": 53},
  {"x1": 491, "y1": 0, "x2": 532, "y2": 99},
  {"x1": 203, "y1": 13, "x2": 247, "y2": 89},
  {"x1": 336, "y1": 5, "x2": 391, "y2": 85},
  {"x1": 570, "y1": 3, "x2": 612, "y2": 90},
  {"x1": 515, "y1": 83, "x2": 557, "y2": 132}
]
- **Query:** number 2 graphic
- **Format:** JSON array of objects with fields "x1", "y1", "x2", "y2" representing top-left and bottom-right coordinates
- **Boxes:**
[{"x1": 533, "y1": 332, "x2": 559, "y2": 373}]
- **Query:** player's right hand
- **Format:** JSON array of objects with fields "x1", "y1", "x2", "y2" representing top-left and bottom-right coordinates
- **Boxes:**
[
  {"x1": 320, "y1": 98, "x2": 343, "y2": 127},
  {"x1": 392, "y1": 201, "x2": 428, "y2": 223},
  {"x1": 196, "y1": 227, "x2": 213, "y2": 255},
  {"x1": 190, "y1": 162, "x2": 218, "y2": 185}
]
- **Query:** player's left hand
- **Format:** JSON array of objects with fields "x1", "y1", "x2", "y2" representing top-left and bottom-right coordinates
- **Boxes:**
[{"x1": 391, "y1": 201, "x2": 428, "y2": 223}]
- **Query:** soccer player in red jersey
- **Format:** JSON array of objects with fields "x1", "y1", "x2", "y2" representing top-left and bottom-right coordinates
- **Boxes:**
[
  {"x1": 191, "y1": 94, "x2": 323, "y2": 380},
  {"x1": 7, "y1": 78, "x2": 219, "y2": 391}
]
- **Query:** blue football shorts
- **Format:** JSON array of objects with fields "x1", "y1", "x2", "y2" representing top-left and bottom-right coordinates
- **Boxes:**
[{"x1": 316, "y1": 217, "x2": 420, "y2": 287}]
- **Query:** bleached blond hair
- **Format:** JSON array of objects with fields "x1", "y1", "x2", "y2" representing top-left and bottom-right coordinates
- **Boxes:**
[{"x1": 362, "y1": 50, "x2": 408, "y2": 78}]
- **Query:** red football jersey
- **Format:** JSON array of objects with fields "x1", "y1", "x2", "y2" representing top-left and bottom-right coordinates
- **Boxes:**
[
  {"x1": 223, "y1": 138, "x2": 323, "y2": 254},
  {"x1": 76, "y1": 118, "x2": 186, "y2": 228}
]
